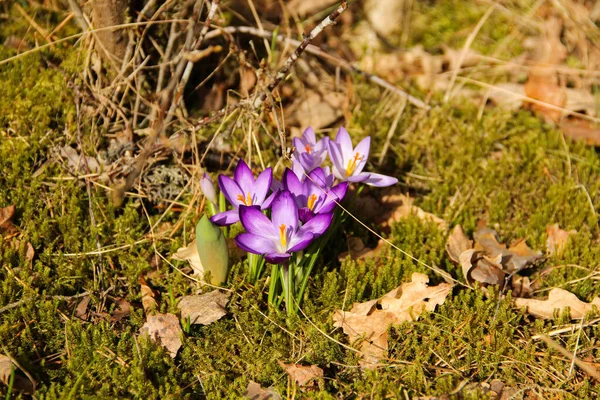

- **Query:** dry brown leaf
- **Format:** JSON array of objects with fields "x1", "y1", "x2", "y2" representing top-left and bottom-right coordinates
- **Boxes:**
[
  {"x1": 0, "y1": 205, "x2": 18, "y2": 235},
  {"x1": 446, "y1": 225, "x2": 473, "y2": 264},
  {"x1": 459, "y1": 249, "x2": 506, "y2": 287},
  {"x1": 139, "y1": 313, "x2": 182, "y2": 358},
  {"x1": 333, "y1": 273, "x2": 453, "y2": 365},
  {"x1": 245, "y1": 381, "x2": 281, "y2": 400},
  {"x1": 473, "y1": 227, "x2": 542, "y2": 272},
  {"x1": 559, "y1": 119, "x2": 600, "y2": 147},
  {"x1": 25, "y1": 242, "x2": 34, "y2": 265},
  {"x1": 58, "y1": 145, "x2": 103, "y2": 174},
  {"x1": 110, "y1": 298, "x2": 131, "y2": 323},
  {"x1": 378, "y1": 193, "x2": 447, "y2": 231},
  {"x1": 515, "y1": 288, "x2": 600, "y2": 319},
  {"x1": 75, "y1": 296, "x2": 91, "y2": 320},
  {"x1": 0, "y1": 355, "x2": 34, "y2": 395},
  {"x1": 172, "y1": 239, "x2": 204, "y2": 277},
  {"x1": 286, "y1": 90, "x2": 344, "y2": 131},
  {"x1": 277, "y1": 361, "x2": 323, "y2": 387},
  {"x1": 524, "y1": 17, "x2": 567, "y2": 123},
  {"x1": 338, "y1": 237, "x2": 386, "y2": 261},
  {"x1": 177, "y1": 290, "x2": 230, "y2": 325},
  {"x1": 546, "y1": 224, "x2": 576, "y2": 256},
  {"x1": 139, "y1": 276, "x2": 158, "y2": 315}
]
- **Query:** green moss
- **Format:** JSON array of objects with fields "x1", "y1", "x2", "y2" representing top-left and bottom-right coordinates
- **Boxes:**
[{"x1": 1, "y1": 3, "x2": 600, "y2": 398}]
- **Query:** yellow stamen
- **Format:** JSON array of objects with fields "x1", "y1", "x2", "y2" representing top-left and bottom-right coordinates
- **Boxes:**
[
  {"x1": 236, "y1": 193, "x2": 253, "y2": 206},
  {"x1": 345, "y1": 152, "x2": 363, "y2": 176},
  {"x1": 279, "y1": 224, "x2": 287, "y2": 249},
  {"x1": 305, "y1": 144, "x2": 313, "y2": 154},
  {"x1": 307, "y1": 194, "x2": 318, "y2": 210}
]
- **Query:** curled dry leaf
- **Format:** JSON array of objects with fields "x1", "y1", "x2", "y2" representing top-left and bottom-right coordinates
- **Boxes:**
[
  {"x1": 245, "y1": 381, "x2": 281, "y2": 400},
  {"x1": 75, "y1": 296, "x2": 91, "y2": 320},
  {"x1": 377, "y1": 192, "x2": 447, "y2": 231},
  {"x1": 139, "y1": 313, "x2": 182, "y2": 358},
  {"x1": 177, "y1": 290, "x2": 230, "y2": 325},
  {"x1": 0, "y1": 355, "x2": 34, "y2": 395},
  {"x1": 473, "y1": 227, "x2": 542, "y2": 272},
  {"x1": 172, "y1": 239, "x2": 204, "y2": 276},
  {"x1": 139, "y1": 276, "x2": 158, "y2": 315},
  {"x1": 58, "y1": 145, "x2": 103, "y2": 174},
  {"x1": 459, "y1": 249, "x2": 506, "y2": 288},
  {"x1": 110, "y1": 298, "x2": 131, "y2": 323},
  {"x1": 446, "y1": 225, "x2": 473, "y2": 264},
  {"x1": 515, "y1": 288, "x2": 600, "y2": 320},
  {"x1": 546, "y1": 223, "x2": 576, "y2": 256},
  {"x1": 0, "y1": 204, "x2": 18, "y2": 235},
  {"x1": 333, "y1": 273, "x2": 453, "y2": 365},
  {"x1": 277, "y1": 361, "x2": 323, "y2": 388},
  {"x1": 338, "y1": 237, "x2": 386, "y2": 261}
]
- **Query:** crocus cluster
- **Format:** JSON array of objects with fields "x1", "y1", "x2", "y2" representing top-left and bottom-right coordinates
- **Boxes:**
[{"x1": 203, "y1": 127, "x2": 397, "y2": 265}]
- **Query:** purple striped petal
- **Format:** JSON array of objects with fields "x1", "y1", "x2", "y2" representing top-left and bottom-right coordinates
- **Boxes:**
[
  {"x1": 218, "y1": 175, "x2": 244, "y2": 207},
  {"x1": 347, "y1": 173, "x2": 370, "y2": 183},
  {"x1": 297, "y1": 212, "x2": 333, "y2": 238},
  {"x1": 235, "y1": 233, "x2": 277, "y2": 255},
  {"x1": 352, "y1": 136, "x2": 370, "y2": 175},
  {"x1": 282, "y1": 168, "x2": 305, "y2": 203},
  {"x1": 234, "y1": 160, "x2": 254, "y2": 194},
  {"x1": 239, "y1": 206, "x2": 277, "y2": 238},
  {"x1": 327, "y1": 140, "x2": 346, "y2": 180},
  {"x1": 303, "y1": 127, "x2": 316, "y2": 144},
  {"x1": 298, "y1": 207, "x2": 314, "y2": 223},
  {"x1": 288, "y1": 231, "x2": 315, "y2": 252},
  {"x1": 363, "y1": 172, "x2": 398, "y2": 187},
  {"x1": 253, "y1": 167, "x2": 272, "y2": 205},
  {"x1": 293, "y1": 137, "x2": 305, "y2": 155},
  {"x1": 271, "y1": 191, "x2": 299, "y2": 232},
  {"x1": 264, "y1": 252, "x2": 291, "y2": 264},
  {"x1": 210, "y1": 209, "x2": 240, "y2": 226},
  {"x1": 335, "y1": 127, "x2": 353, "y2": 160},
  {"x1": 262, "y1": 189, "x2": 279, "y2": 210}
]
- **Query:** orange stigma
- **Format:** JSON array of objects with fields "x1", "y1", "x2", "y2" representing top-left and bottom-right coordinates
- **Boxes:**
[
  {"x1": 236, "y1": 192, "x2": 253, "y2": 206},
  {"x1": 305, "y1": 144, "x2": 313, "y2": 154},
  {"x1": 345, "y1": 152, "x2": 363, "y2": 176},
  {"x1": 279, "y1": 224, "x2": 287, "y2": 249},
  {"x1": 307, "y1": 194, "x2": 318, "y2": 210}
]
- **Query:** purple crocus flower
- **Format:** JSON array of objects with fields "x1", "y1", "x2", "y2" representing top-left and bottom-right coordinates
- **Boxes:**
[
  {"x1": 235, "y1": 191, "x2": 333, "y2": 264},
  {"x1": 327, "y1": 127, "x2": 398, "y2": 187},
  {"x1": 282, "y1": 167, "x2": 348, "y2": 222},
  {"x1": 292, "y1": 127, "x2": 328, "y2": 173},
  {"x1": 210, "y1": 160, "x2": 273, "y2": 226},
  {"x1": 200, "y1": 172, "x2": 218, "y2": 206}
]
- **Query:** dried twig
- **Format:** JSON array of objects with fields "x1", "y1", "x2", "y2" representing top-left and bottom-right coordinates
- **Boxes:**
[
  {"x1": 253, "y1": 1, "x2": 349, "y2": 109},
  {"x1": 537, "y1": 333, "x2": 600, "y2": 381},
  {"x1": 204, "y1": 26, "x2": 429, "y2": 109}
]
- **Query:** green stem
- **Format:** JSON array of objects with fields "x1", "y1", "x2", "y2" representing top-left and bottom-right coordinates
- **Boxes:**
[{"x1": 267, "y1": 264, "x2": 279, "y2": 308}]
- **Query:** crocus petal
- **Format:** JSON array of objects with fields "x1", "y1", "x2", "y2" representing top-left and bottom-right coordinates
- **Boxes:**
[
  {"x1": 262, "y1": 189, "x2": 279, "y2": 210},
  {"x1": 352, "y1": 136, "x2": 371, "y2": 175},
  {"x1": 218, "y1": 175, "x2": 244, "y2": 207},
  {"x1": 282, "y1": 168, "x2": 305, "y2": 201},
  {"x1": 299, "y1": 152, "x2": 319, "y2": 171},
  {"x1": 288, "y1": 231, "x2": 315, "y2": 253},
  {"x1": 291, "y1": 158, "x2": 306, "y2": 181},
  {"x1": 253, "y1": 167, "x2": 272, "y2": 205},
  {"x1": 234, "y1": 160, "x2": 255, "y2": 194},
  {"x1": 210, "y1": 209, "x2": 240, "y2": 226},
  {"x1": 264, "y1": 252, "x2": 291, "y2": 264},
  {"x1": 235, "y1": 233, "x2": 278, "y2": 255},
  {"x1": 271, "y1": 191, "x2": 299, "y2": 232},
  {"x1": 200, "y1": 173, "x2": 218, "y2": 205},
  {"x1": 347, "y1": 173, "x2": 370, "y2": 183},
  {"x1": 362, "y1": 172, "x2": 398, "y2": 187},
  {"x1": 331, "y1": 182, "x2": 349, "y2": 202},
  {"x1": 297, "y1": 212, "x2": 333, "y2": 238},
  {"x1": 292, "y1": 137, "x2": 305, "y2": 155},
  {"x1": 327, "y1": 140, "x2": 346, "y2": 180},
  {"x1": 239, "y1": 206, "x2": 277, "y2": 238},
  {"x1": 302, "y1": 127, "x2": 316, "y2": 144},
  {"x1": 335, "y1": 127, "x2": 353, "y2": 160},
  {"x1": 298, "y1": 207, "x2": 314, "y2": 223},
  {"x1": 271, "y1": 178, "x2": 282, "y2": 191},
  {"x1": 308, "y1": 167, "x2": 327, "y2": 187}
]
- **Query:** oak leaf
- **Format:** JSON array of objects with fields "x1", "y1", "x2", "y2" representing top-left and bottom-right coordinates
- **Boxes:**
[{"x1": 515, "y1": 288, "x2": 600, "y2": 319}]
